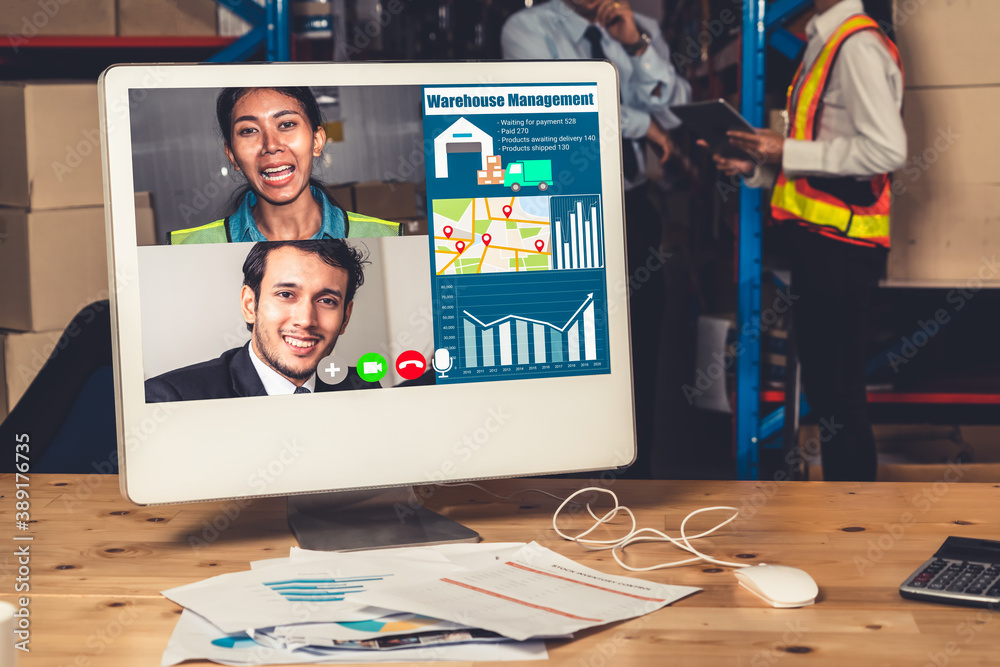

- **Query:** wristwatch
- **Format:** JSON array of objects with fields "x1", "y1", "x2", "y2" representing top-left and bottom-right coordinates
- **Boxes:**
[{"x1": 623, "y1": 29, "x2": 651, "y2": 56}]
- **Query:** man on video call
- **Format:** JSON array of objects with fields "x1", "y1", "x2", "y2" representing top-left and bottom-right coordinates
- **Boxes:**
[{"x1": 145, "y1": 240, "x2": 379, "y2": 402}]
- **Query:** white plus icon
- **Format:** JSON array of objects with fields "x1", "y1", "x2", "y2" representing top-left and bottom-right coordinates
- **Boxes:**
[{"x1": 325, "y1": 361, "x2": 341, "y2": 377}]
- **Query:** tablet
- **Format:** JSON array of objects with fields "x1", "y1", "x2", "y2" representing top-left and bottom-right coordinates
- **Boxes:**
[{"x1": 671, "y1": 99, "x2": 758, "y2": 161}]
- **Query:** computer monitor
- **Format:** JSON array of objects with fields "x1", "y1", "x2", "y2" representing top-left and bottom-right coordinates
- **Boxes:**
[{"x1": 100, "y1": 61, "x2": 635, "y2": 550}]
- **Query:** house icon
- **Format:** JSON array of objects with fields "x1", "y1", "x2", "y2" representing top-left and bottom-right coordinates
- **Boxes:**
[{"x1": 433, "y1": 117, "x2": 495, "y2": 179}]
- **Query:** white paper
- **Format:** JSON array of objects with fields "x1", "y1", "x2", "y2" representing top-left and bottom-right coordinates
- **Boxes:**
[
  {"x1": 288, "y1": 543, "x2": 527, "y2": 570},
  {"x1": 165, "y1": 544, "x2": 526, "y2": 634},
  {"x1": 164, "y1": 556, "x2": 423, "y2": 633},
  {"x1": 249, "y1": 543, "x2": 524, "y2": 571},
  {"x1": 352, "y1": 542, "x2": 702, "y2": 641},
  {"x1": 255, "y1": 625, "x2": 510, "y2": 652},
  {"x1": 162, "y1": 609, "x2": 547, "y2": 666},
  {"x1": 271, "y1": 613, "x2": 469, "y2": 644}
]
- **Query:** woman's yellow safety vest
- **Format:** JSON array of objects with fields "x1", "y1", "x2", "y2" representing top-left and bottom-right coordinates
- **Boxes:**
[
  {"x1": 169, "y1": 210, "x2": 402, "y2": 244},
  {"x1": 770, "y1": 15, "x2": 903, "y2": 249}
]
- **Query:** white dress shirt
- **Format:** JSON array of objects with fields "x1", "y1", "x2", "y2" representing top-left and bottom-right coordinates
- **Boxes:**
[
  {"x1": 747, "y1": 0, "x2": 906, "y2": 188},
  {"x1": 501, "y1": 0, "x2": 691, "y2": 189},
  {"x1": 248, "y1": 342, "x2": 317, "y2": 395}
]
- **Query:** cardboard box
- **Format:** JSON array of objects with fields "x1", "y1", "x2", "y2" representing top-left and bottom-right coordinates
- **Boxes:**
[
  {"x1": 895, "y1": 0, "x2": 1000, "y2": 88},
  {"x1": 0, "y1": 0, "x2": 114, "y2": 38},
  {"x1": 325, "y1": 184, "x2": 355, "y2": 211},
  {"x1": 889, "y1": 181, "x2": 1000, "y2": 282},
  {"x1": 0, "y1": 329, "x2": 66, "y2": 420},
  {"x1": 352, "y1": 181, "x2": 417, "y2": 220},
  {"x1": 397, "y1": 217, "x2": 428, "y2": 237},
  {"x1": 0, "y1": 206, "x2": 109, "y2": 332},
  {"x1": 118, "y1": 0, "x2": 216, "y2": 36},
  {"x1": 769, "y1": 108, "x2": 787, "y2": 135},
  {"x1": 898, "y1": 87, "x2": 999, "y2": 186},
  {"x1": 889, "y1": 88, "x2": 1000, "y2": 282},
  {"x1": 0, "y1": 81, "x2": 104, "y2": 210},
  {"x1": 134, "y1": 191, "x2": 157, "y2": 247}
]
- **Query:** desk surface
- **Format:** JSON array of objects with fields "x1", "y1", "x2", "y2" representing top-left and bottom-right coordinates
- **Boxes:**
[{"x1": 2, "y1": 474, "x2": 998, "y2": 666}]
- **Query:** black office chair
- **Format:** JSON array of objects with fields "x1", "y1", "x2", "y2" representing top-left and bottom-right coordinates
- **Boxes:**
[{"x1": 0, "y1": 301, "x2": 118, "y2": 473}]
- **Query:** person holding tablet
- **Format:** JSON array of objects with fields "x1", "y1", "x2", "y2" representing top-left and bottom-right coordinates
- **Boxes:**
[
  {"x1": 169, "y1": 87, "x2": 401, "y2": 244},
  {"x1": 712, "y1": 0, "x2": 906, "y2": 481},
  {"x1": 145, "y1": 240, "x2": 379, "y2": 401}
]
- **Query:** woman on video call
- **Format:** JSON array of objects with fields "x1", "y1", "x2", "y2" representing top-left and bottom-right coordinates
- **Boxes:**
[{"x1": 169, "y1": 87, "x2": 401, "y2": 244}]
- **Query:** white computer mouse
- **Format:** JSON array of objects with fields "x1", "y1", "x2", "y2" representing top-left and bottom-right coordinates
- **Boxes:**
[{"x1": 734, "y1": 564, "x2": 819, "y2": 608}]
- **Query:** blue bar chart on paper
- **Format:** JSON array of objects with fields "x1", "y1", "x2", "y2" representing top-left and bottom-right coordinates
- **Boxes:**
[
  {"x1": 435, "y1": 270, "x2": 610, "y2": 384},
  {"x1": 263, "y1": 575, "x2": 389, "y2": 602}
]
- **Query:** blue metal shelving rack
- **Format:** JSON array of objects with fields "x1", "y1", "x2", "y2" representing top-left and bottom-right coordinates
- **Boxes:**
[
  {"x1": 735, "y1": 0, "x2": 812, "y2": 479},
  {"x1": 209, "y1": 0, "x2": 290, "y2": 62}
]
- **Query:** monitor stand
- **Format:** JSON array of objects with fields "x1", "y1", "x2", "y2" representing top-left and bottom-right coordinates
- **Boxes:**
[{"x1": 287, "y1": 486, "x2": 481, "y2": 552}]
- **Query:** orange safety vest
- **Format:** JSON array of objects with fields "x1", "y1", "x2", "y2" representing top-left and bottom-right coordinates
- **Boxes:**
[{"x1": 770, "y1": 14, "x2": 903, "y2": 249}]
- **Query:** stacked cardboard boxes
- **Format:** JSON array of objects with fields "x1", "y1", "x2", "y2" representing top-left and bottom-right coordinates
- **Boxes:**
[
  {"x1": 329, "y1": 180, "x2": 425, "y2": 236},
  {"x1": 889, "y1": 0, "x2": 1000, "y2": 282},
  {"x1": 0, "y1": 82, "x2": 154, "y2": 419},
  {"x1": 0, "y1": 0, "x2": 216, "y2": 38},
  {"x1": 1, "y1": 0, "x2": 216, "y2": 38},
  {"x1": 118, "y1": 0, "x2": 216, "y2": 36},
  {"x1": 1, "y1": 0, "x2": 115, "y2": 38},
  {"x1": 477, "y1": 155, "x2": 505, "y2": 186}
]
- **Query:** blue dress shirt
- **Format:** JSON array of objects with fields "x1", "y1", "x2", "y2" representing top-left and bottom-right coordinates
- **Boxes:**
[
  {"x1": 501, "y1": 0, "x2": 690, "y2": 189},
  {"x1": 227, "y1": 185, "x2": 347, "y2": 242}
]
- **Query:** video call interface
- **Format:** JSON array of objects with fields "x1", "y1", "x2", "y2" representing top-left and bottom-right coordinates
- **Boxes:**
[{"x1": 133, "y1": 83, "x2": 612, "y2": 402}]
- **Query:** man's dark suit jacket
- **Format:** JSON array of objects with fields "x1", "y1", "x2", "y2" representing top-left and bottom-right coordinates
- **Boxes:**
[{"x1": 145, "y1": 343, "x2": 379, "y2": 403}]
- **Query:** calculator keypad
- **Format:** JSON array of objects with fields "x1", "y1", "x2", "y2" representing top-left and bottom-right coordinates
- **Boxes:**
[
  {"x1": 908, "y1": 560, "x2": 1000, "y2": 599},
  {"x1": 900, "y1": 538, "x2": 1000, "y2": 608}
]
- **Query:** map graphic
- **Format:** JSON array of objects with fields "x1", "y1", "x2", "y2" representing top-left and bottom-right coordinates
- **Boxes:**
[{"x1": 433, "y1": 196, "x2": 551, "y2": 275}]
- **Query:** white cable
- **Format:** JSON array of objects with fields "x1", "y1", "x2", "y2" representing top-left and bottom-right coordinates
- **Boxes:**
[
  {"x1": 551, "y1": 487, "x2": 751, "y2": 571},
  {"x1": 436, "y1": 482, "x2": 750, "y2": 572},
  {"x1": 436, "y1": 481, "x2": 567, "y2": 502}
]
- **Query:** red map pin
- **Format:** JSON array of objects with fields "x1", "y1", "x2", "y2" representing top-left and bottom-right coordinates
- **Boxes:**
[
  {"x1": 535, "y1": 239, "x2": 544, "y2": 252},
  {"x1": 502, "y1": 205, "x2": 513, "y2": 218},
  {"x1": 482, "y1": 233, "x2": 492, "y2": 246},
  {"x1": 456, "y1": 240, "x2": 466, "y2": 253},
  {"x1": 443, "y1": 226, "x2": 453, "y2": 238}
]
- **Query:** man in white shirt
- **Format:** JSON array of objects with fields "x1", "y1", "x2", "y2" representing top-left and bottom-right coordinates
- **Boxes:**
[
  {"x1": 714, "y1": 0, "x2": 906, "y2": 481},
  {"x1": 502, "y1": 1, "x2": 691, "y2": 478}
]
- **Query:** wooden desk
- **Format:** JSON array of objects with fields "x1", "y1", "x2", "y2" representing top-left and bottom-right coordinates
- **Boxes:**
[{"x1": 3, "y1": 474, "x2": 999, "y2": 666}]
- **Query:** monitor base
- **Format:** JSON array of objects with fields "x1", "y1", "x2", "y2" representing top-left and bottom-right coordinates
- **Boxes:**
[{"x1": 287, "y1": 486, "x2": 481, "y2": 552}]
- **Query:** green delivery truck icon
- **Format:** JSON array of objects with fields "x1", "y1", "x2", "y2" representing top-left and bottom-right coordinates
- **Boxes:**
[{"x1": 504, "y1": 159, "x2": 552, "y2": 192}]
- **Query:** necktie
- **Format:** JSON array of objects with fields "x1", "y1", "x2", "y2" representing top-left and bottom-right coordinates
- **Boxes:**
[
  {"x1": 294, "y1": 386, "x2": 311, "y2": 394},
  {"x1": 583, "y1": 26, "x2": 639, "y2": 180},
  {"x1": 583, "y1": 25, "x2": 606, "y2": 59}
]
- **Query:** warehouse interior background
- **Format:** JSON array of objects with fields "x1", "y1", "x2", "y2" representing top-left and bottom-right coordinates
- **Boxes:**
[{"x1": 1, "y1": 0, "x2": 998, "y2": 482}]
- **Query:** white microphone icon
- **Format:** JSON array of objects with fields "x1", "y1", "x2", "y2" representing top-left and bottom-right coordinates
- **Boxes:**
[{"x1": 432, "y1": 348, "x2": 453, "y2": 378}]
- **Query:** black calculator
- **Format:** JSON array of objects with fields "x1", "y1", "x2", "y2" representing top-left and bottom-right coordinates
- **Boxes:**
[{"x1": 899, "y1": 536, "x2": 1000, "y2": 608}]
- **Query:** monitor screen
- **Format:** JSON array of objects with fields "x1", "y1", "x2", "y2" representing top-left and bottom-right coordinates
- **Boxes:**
[{"x1": 101, "y1": 62, "x2": 634, "y2": 513}]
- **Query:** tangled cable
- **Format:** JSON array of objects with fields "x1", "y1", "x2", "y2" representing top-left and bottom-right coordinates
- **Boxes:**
[{"x1": 551, "y1": 487, "x2": 750, "y2": 571}]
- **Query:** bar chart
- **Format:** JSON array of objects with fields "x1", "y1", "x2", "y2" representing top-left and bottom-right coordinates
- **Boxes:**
[
  {"x1": 551, "y1": 195, "x2": 603, "y2": 270},
  {"x1": 462, "y1": 294, "x2": 597, "y2": 368},
  {"x1": 263, "y1": 575, "x2": 388, "y2": 602}
]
